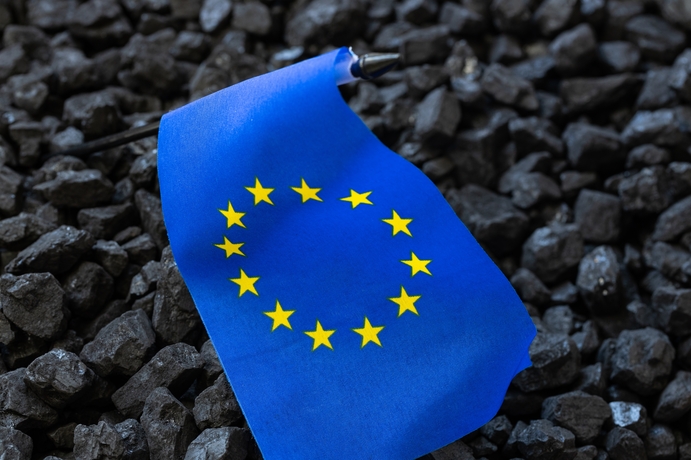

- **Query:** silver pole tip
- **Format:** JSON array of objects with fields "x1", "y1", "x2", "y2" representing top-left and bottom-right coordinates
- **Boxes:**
[{"x1": 350, "y1": 53, "x2": 401, "y2": 80}]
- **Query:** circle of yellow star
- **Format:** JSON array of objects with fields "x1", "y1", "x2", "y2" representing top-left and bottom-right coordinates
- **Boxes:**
[
  {"x1": 229, "y1": 269, "x2": 259, "y2": 296},
  {"x1": 291, "y1": 178, "x2": 322, "y2": 203},
  {"x1": 218, "y1": 201, "x2": 246, "y2": 228},
  {"x1": 382, "y1": 210, "x2": 413, "y2": 236},
  {"x1": 401, "y1": 252, "x2": 432, "y2": 276},
  {"x1": 214, "y1": 236, "x2": 245, "y2": 258},
  {"x1": 304, "y1": 320, "x2": 335, "y2": 351},
  {"x1": 352, "y1": 317, "x2": 384, "y2": 348},
  {"x1": 245, "y1": 177, "x2": 274, "y2": 205},
  {"x1": 263, "y1": 301, "x2": 295, "y2": 331},
  {"x1": 388, "y1": 286, "x2": 421, "y2": 316},
  {"x1": 340, "y1": 189, "x2": 373, "y2": 208}
]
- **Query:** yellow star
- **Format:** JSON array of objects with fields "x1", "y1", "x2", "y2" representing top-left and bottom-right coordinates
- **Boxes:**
[
  {"x1": 214, "y1": 237, "x2": 245, "y2": 258},
  {"x1": 401, "y1": 252, "x2": 432, "y2": 276},
  {"x1": 304, "y1": 320, "x2": 335, "y2": 351},
  {"x1": 291, "y1": 178, "x2": 322, "y2": 203},
  {"x1": 218, "y1": 201, "x2": 246, "y2": 228},
  {"x1": 229, "y1": 269, "x2": 259, "y2": 296},
  {"x1": 263, "y1": 301, "x2": 295, "y2": 331},
  {"x1": 382, "y1": 210, "x2": 413, "y2": 236},
  {"x1": 245, "y1": 178, "x2": 274, "y2": 205},
  {"x1": 352, "y1": 317, "x2": 384, "y2": 348},
  {"x1": 388, "y1": 286, "x2": 421, "y2": 316},
  {"x1": 340, "y1": 189, "x2": 373, "y2": 208}
]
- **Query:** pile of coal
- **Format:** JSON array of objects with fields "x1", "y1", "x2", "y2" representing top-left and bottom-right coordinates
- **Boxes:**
[{"x1": 1, "y1": 0, "x2": 691, "y2": 458}]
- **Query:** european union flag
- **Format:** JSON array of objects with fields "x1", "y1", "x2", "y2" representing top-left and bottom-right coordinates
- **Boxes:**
[{"x1": 158, "y1": 48, "x2": 535, "y2": 460}]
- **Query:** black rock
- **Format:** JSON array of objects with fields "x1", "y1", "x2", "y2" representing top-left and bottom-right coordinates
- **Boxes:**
[
  {"x1": 0, "y1": 212, "x2": 57, "y2": 251},
  {"x1": 576, "y1": 245, "x2": 624, "y2": 315},
  {"x1": 489, "y1": 35, "x2": 524, "y2": 64},
  {"x1": 574, "y1": 190, "x2": 621, "y2": 243},
  {"x1": 653, "y1": 370, "x2": 691, "y2": 422},
  {"x1": 77, "y1": 203, "x2": 136, "y2": 240},
  {"x1": 605, "y1": 427, "x2": 645, "y2": 460},
  {"x1": 438, "y1": 3, "x2": 484, "y2": 35},
  {"x1": 511, "y1": 268, "x2": 551, "y2": 307},
  {"x1": 621, "y1": 108, "x2": 691, "y2": 150},
  {"x1": 121, "y1": 233, "x2": 158, "y2": 265},
  {"x1": 0, "y1": 272, "x2": 68, "y2": 340},
  {"x1": 0, "y1": 368, "x2": 58, "y2": 429},
  {"x1": 521, "y1": 223, "x2": 583, "y2": 283},
  {"x1": 637, "y1": 68, "x2": 679, "y2": 110},
  {"x1": 542, "y1": 305, "x2": 574, "y2": 335},
  {"x1": 63, "y1": 261, "x2": 114, "y2": 319},
  {"x1": 430, "y1": 438, "x2": 474, "y2": 459},
  {"x1": 129, "y1": 260, "x2": 161, "y2": 299},
  {"x1": 231, "y1": 1, "x2": 272, "y2": 36},
  {"x1": 24, "y1": 349, "x2": 94, "y2": 409},
  {"x1": 80, "y1": 309, "x2": 156, "y2": 378},
  {"x1": 513, "y1": 332, "x2": 581, "y2": 392},
  {"x1": 92, "y1": 239, "x2": 129, "y2": 277},
  {"x1": 447, "y1": 184, "x2": 529, "y2": 256},
  {"x1": 509, "y1": 171, "x2": 562, "y2": 209},
  {"x1": 405, "y1": 66, "x2": 447, "y2": 100},
  {"x1": 560, "y1": 74, "x2": 639, "y2": 115},
  {"x1": 152, "y1": 247, "x2": 201, "y2": 345},
  {"x1": 199, "y1": 340, "x2": 223, "y2": 389},
  {"x1": 651, "y1": 287, "x2": 691, "y2": 337},
  {"x1": 645, "y1": 424, "x2": 676, "y2": 460},
  {"x1": 285, "y1": 0, "x2": 366, "y2": 47},
  {"x1": 626, "y1": 144, "x2": 670, "y2": 169},
  {"x1": 498, "y1": 151, "x2": 551, "y2": 194},
  {"x1": 551, "y1": 281, "x2": 579, "y2": 304},
  {"x1": 509, "y1": 117, "x2": 563, "y2": 156},
  {"x1": 479, "y1": 415, "x2": 513, "y2": 446},
  {"x1": 610, "y1": 327, "x2": 674, "y2": 395},
  {"x1": 481, "y1": 63, "x2": 538, "y2": 111},
  {"x1": 0, "y1": 166, "x2": 23, "y2": 216},
  {"x1": 490, "y1": 0, "x2": 531, "y2": 34},
  {"x1": 8, "y1": 121, "x2": 43, "y2": 167},
  {"x1": 618, "y1": 166, "x2": 673, "y2": 214},
  {"x1": 549, "y1": 23, "x2": 597, "y2": 76},
  {"x1": 653, "y1": 195, "x2": 691, "y2": 242},
  {"x1": 62, "y1": 90, "x2": 121, "y2": 138},
  {"x1": 643, "y1": 241, "x2": 691, "y2": 285},
  {"x1": 542, "y1": 391, "x2": 611, "y2": 443},
  {"x1": 111, "y1": 343, "x2": 203, "y2": 418},
  {"x1": 560, "y1": 171, "x2": 598, "y2": 197},
  {"x1": 115, "y1": 418, "x2": 149, "y2": 460},
  {"x1": 185, "y1": 427, "x2": 251, "y2": 460},
  {"x1": 34, "y1": 169, "x2": 114, "y2": 208},
  {"x1": 609, "y1": 401, "x2": 647, "y2": 436},
  {"x1": 0, "y1": 426, "x2": 33, "y2": 459},
  {"x1": 511, "y1": 56, "x2": 556, "y2": 83},
  {"x1": 199, "y1": 0, "x2": 232, "y2": 33},
  {"x1": 414, "y1": 87, "x2": 461, "y2": 146},
  {"x1": 668, "y1": 161, "x2": 691, "y2": 198},
  {"x1": 134, "y1": 189, "x2": 168, "y2": 251},
  {"x1": 78, "y1": 299, "x2": 129, "y2": 341},
  {"x1": 597, "y1": 41, "x2": 640, "y2": 73},
  {"x1": 141, "y1": 387, "x2": 199, "y2": 460},
  {"x1": 73, "y1": 420, "x2": 124, "y2": 460},
  {"x1": 625, "y1": 15, "x2": 685, "y2": 63},
  {"x1": 563, "y1": 122, "x2": 622, "y2": 171},
  {"x1": 533, "y1": 0, "x2": 579, "y2": 37},
  {"x1": 573, "y1": 362, "x2": 606, "y2": 396},
  {"x1": 517, "y1": 419, "x2": 577, "y2": 460},
  {"x1": 193, "y1": 375, "x2": 243, "y2": 430}
]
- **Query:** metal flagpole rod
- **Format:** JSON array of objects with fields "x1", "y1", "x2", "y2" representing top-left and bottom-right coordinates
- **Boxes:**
[{"x1": 49, "y1": 51, "x2": 400, "y2": 159}]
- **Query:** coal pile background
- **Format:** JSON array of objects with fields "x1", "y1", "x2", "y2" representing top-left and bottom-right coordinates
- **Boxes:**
[{"x1": 2, "y1": 0, "x2": 691, "y2": 458}]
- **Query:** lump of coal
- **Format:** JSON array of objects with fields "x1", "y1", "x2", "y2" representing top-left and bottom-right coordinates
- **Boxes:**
[
  {"x1": 541, "y1": 390, "x2": 611, "y2": 443},
  {"x1": 521, "y1": 223, "x2": 583, "y2": 283},
  {"x1": 141, "y1": 387, "x2": 199, "y2": 460},
  {"x1": 513, "y1": 332, "x2": 581, "y2": 392},
  {"x1": 576, "y1": 245, "x2": 623, "y2": 315},
  {"x1": 610, "y1": 327, "x2": 674, "y2": 395}
]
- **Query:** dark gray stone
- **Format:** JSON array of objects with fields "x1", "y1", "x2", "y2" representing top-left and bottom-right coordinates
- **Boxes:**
[
  {"x1": 563, "y1": 122, "x2": 622, "y2": 171},
  {"x1": 542, "y1": 305, "x2": 574, "y2": 335},
  {"x1": 643, "y1": 241, "x2": 691, "y2": 285},
  {"x1": 199, "y1": 340, "x2": 223, "y2": 388},
  {"x1": 511, "y1": 268, "x2": 551, "y2": 307},
  {"x1": 542, "y1": 391, "x2": 611, "y2": 443},
  {"x1": 533, "y1": 0, "x2": 579, "y2": 37},
  {"x1": 134, "y1": 189, "x2": 168, "y2": 251},
  {"x1": 0, "y1": 272, "x2": 68, "y2": 340},
  {"x1": 619, "y1": 166, "x2": 674, "y2": 214},
  {"x1": 74, "y1": 420, "x2": 124, "y2": 460},
  {"x1": 77, "y1": 204, "x2": 136, "y2": 240},
  {"x1": 509, "y1": 118, "x2": 563, "y2": 156},
  {"x1": 517, "y1": 419, "x2": 577, "y2": 460},
  {"x1": 653, "y1": 370, "x2": 691, "y2": 422},
  {"x1": 121, "y1": 233, "x2": 157, "y2": 265},
  {"x1": 521, "y1": 223, "x2": 583, "y2": 283},
  {"x1": 597, "y1": 41, "x2": 640, "y2": 73},
  {"x1": 626, "y1": 144, "x2": 670, "y2": 169},
  {"x1": 576, "y1": 245, "x2": 624, "y2": 315},
  {"x1": 34, "y1": 169, "x2": 114, "y2": 208},
  {"x1": 0, "y1": 368, "x2": 58, "y2": 429},
  {"x1": 609, "y1": 401, "x2": 647, "y2": 436},
  {"x1": 0, "y1": 426, "x2": 32, "y2": 459},
  {"x1": 0, "y1": 166, "x2": 23, "y2": 216},
  {"x1": 637, "y1": 68, "x2": 679, "y2": 110},
  {"x1": 63, "y1": 90, "x2": 121, "y2": 138},
  {"x1": 645, "y1": 424, "x2": 676, "y2": 460},
  {"x1": 574, "y1": 190, "x2": 621, "y2": 243},
  {"x1": 513, "y1": 332, "x2": 581, "y2": 392},
  {"x1": 414, "y1": 87, "x2": 460, "y2": 146},
  {"x1": 63, "y1": 261, "x2": 114, "y2": 319},
  {"x1": 0, "y1": 212, "x2": 56, "y2": 251},
  {"x1": 199, "y1": 0, "x2": 232, "y2": 33},
  {"x1": 481, "y1": 63, "x2": 538, "y2": 111},
  {"x1": 284, "y1": 0, "x2": 366, "y2": 47},
  {"x1": 92, "y1": 240, "x2": 128, "y2": 278},
  {"x1": 184, "y1": 427, "x2": 250, "y2": 460},
  {"x1": 653, "y1": 195, "x2": 691, "y2": 242},
  {"x1": 651, "y1": 287, "x2": 691, "y2": 337},
  {"x1": 490, "y1": 0, "x2": 531, "y2": 34},
  {"x1": 193, "y1": 375, "x2": 243, "y2": 430},
  {"x1": 549, "y1": 23, "x2": 597, "y2": 76},
  {"x1": 111, "y1": 343, "x2": 203, "y2": 418},
  {"x1": 625, "y1": 15, "x2": 685, "y2": 62},
  {"x1": 610, "y1": 327, "x2": 674, "y2": 395},
  {"x1": 141, "y1": 387, "x2": 199, "y2": 460},
  {"x1": 80, "y1": 309, "x2": 156, "y2": 378}
]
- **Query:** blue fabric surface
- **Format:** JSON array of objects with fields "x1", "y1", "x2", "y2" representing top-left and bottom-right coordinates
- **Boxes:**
[{"x1": 158, "y1": 48, "x2": 536, "y2": 460}]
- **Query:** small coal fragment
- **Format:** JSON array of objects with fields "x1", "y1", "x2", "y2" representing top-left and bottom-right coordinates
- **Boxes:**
[
  {"x1": 533, "y1": 0, "x2": 579, "y2": 37},
  {"x1": 516, "y1": 419, "x2": 577, "y2": 460},
  {"x1": 34, "y1": 169, "x2": 114, "y2": 208},
  {"x1": 0, "y1": 368, "x2": 58, "y2": 429},
  {"x1": 576, "y1": 245, "x2": 623, "y2": 315},
  {"x1": 645, "y1": 424, "x2": 676, "y2": 460},
  {"x1": 508, "y1": 118, "x2": 563, "y2": 156},
  {"x1": 63, "y1": 261, "x2": 114, "y2": 319},
  {"x1": 653, "y1": 370, "x2": 691, "y2": 422},
  {"x1": 414, "y1": 87, "x2": 460, "y2": 146},
  {"x1": 73, "y1": 420, "x2": 124, "y2": 460},
  {"x1": 651, "y1": 287, "x2": 691, "y2": 337},
  {"x1": 626, "y1": 144, "x2": 670, "y2": 169},
  {"x1": 571, "y1": 320, "x2": 600, "y2": 355},
  {"x1": 199, "y1": 340, "x2": 223, "y2": 388},
  {"x1": 129, "y1": 260, "x2": 162, "y2": 299},
  {"x1": 563, "y1": 122, "x2": 622, "y2": 171},
  {"x1": 141, "y1": 387, "x2": 199, "y2": 460},
  {"x1": 549, "y1": 23, "x2": 597, "y2": 76},
  {"x1": 92, "y1": 240, "x2": 128, "y2": 277},
  {"x1": 193, "y1": 375, "x2": 243, "y2": 430},
  {"x1": 77, "y1": 203, "x2": 136, "y2": 240},
  {"x1": 542, "y1": 391, "x2": 611, "y2": 444},
  {"x1": 511, "y1": 268, "x2": 551, "y2": 307},
  {"x1": 605, "y1": 427, "x2": 645, "y2": 460},
  {"x1": 597, "y1": 41, "x2": 640, "y2": 73},
  {"x1": 643, "y1": 241, "x2": 691, "y2": 285},
  {"x1": 0, "y1": 166, "x2": 24, "y2": 216},
  {"x1": 479, "y1": 415, "x2": 512, "y2": 446},
  {"x1": 78, "y1": 299, "x2": 129, "y2": 341},
  {"x1": 609, "y1": 401, "x2": 647, "y2": 436},
  {"x1": 134, "y1": 189, "x2": 168, "y2": 251},
  {"x1": 610, "y1": 327, "x2": 674, "y2": 395},
  {"x1": 24, "y1": 349, "x2": 94, "y2": 409},
  {"x1": 574, "y1": 190, "x2": 621, "y2": 243},
  {"x1": 438, "y1": 3, "x2": 484, "y2": 36},
  {"x1": 9, "y1": 121, "x2": 43, "y2": 167},
  {"x1": 114, "y1": 418, "x2": 149, "y2": 460},
  {"x1": 111, "y1": 343, "x2": 203, "y2": 418},
  {"x1": 232, "y1": 1, "x2": 272, "y2": 36},
  {"x1": 199, "y1": 0, "x2": 232, "y2": 33},
  {"x1": 0, "y1": 212, "x2": 57, "y2": 251},
  {"x1": 62, "y1": 90, "x2": 121, "y2": 138},
  {"x1": 0, "y1": 426, "x2": 33, "y2": 459},
  {"x1": 184, "y1": 427, "x2": 250, "y2": 460},
  {"x1": 80, "y1": 309, "x2": 156, "y2": 378},
  {"x1": 447, "y1": 185, "x2": 529, "y2": 256},
  {"x1": 637, "y1": 68, "x2": 679, "y2": 110},
  {"x1": 560, "y1": 171, "x2": 598, "y2": 197},
  {"x1": 542, "y1": 305, "x2": 574, "y2": 335},
  {"x1": 122, "y1": 233, "x2": 157, "y2": 265},
  {"x1": 498, "y1": 152, "x2": 551, "y2": 194},
  {"x1": 621, "y1": 108, "x2": 691, "y2": 149},
  {"x1": 0, "y1": 272, "x2": 68, "y2": 341},
  {"x1": 521, "y1": 223, "x2": 583, "y2": 283},
  {"x1": 489, "y1": 35, "x2": 523, "y2": 65},
  {"x1": 481, "y1": 63, "x2": 538, "y2": 111},
  {"x1": 490, "y1": 0, "x2": 531, "y2": 35},
  {"x1": 513, "y1": 332, "x2": 581, "y2": 392},
  {"x1": 625, "y1": 15, "x2": 685, "y2": 63},
  {"x1": 653, "y1": 195, "x2": 691, "y2": 242},
  {"x1": 618, "y1": 166, "x2": 673, "y2": 214},
  {"x1": 573, "y1": 363, "x2": 606, "y2": 396},
  {"x1": 397, "y1": 25, "x2": 451, "y2": 65},
  {"x1": 430, "y1": 438, "x2": 474, "y2": 460}
]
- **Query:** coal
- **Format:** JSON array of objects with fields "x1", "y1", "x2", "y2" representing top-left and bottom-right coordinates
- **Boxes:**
[
  {"x1": 0, "y1": 212, "x2": 57, "y2": 251},
  {"x1": 24, "y1": 349, "x2": 94, "y2": 409},
  {"x1": 77, "y1": 203, "x2": 136, "y2": 240},
  {"x1": 573, "y1": 362, "x2": 606, "y2": 396},
  {"x1": 637, "y1": 68, "x2": 680, "y2": 110},
  {"x1": 62, "y1": 90, "x2": 121, "y2": 139},
  {"x1": 610, "y1": 327, "x2": 675, "y2": 395},
  {"x1": 0, "y1": 368, "x2": 59, "y2": 429},
  {"x1": 653, "y1": 195, "x2": 691, "y2": 242},
  {"x1": 533, "y1": 0, "x2": 579, "y2": 37},
  {"x1": 618, "y1": 166, "x2": 674, "y2": 214},
  {"x1": 0, "y1": 165, "x2": 24, "y2": 216},
  {"x1": 609, "y1": 401, "x2": 647, "y2": 436},
  {"x1": 651, "y1": 287, "x2": 691, "y2": 337},
  {"x1": 516, "y1": 419, "x2": 577, "y2": 460},
  {"x1": 438, "y1": 3, "x2": 484, "y2": 36},
  {"x1": 199, "y1": 340, "x2": 223, "y2": 388},
  {"x1": 134, "y1": 189, "x2": 168, "y2": 251},
  {"x1": 62, "y1": 261, "x2": 114, "y2": 318},
  {"x1": 141, "y1": 387, "x2": 199, "y2": 460},
  {"x1": 576, "y1": 245, "x2": 624, "y2": 315},
  {"x1": 184, "y1": 427, "x2": 250, "y2": 460},
  {"x1": 73, "y1": 420, "x2": 124, "y2": 460},
  {"x1": 121, "y1": 233, "x2": 158, "y2": 265},
  {"x1": 574, "y1": 190, "x2": 621, "y2": 243},
  {"x1": 549, "y1": 23, "x2": 597, "y2": 76},
  {"x1": 111, "y1": 343, "x2": 203, "y2": 418},
  {"x1": 521, "y1": 223, "x2": 583, "y2": 283},
  {"x1": 626, "y1": 144, "x2": 670, "y2": 169},
  {"x1": 193, "y1": 375, "x2": 243, "y2": 430},
  {"x1": 481, "y1": 63, "x2": 538, "y2": 111},
  {"x1": 605, "y1": 427, "x2": 645, "y2": 460},
  {"x1": 0, "y1": 272, "x2": 69, "y2": 341},
  {"x1": 625, "y1": 15, "x2": 685, "y2": 63},
  {"x1": 511, "y1": 268, "x2": 551, "y2": 307},
  {"x1": 413, "y1": 87, "x2": 460, "y2": 146},
  {"x1": 0, "y1": 426, "x2": 33, "y2": 459},
  {"x1": 645, "y1": 424, "x2": 676, "y2": 460},
  {"x1": 80, "y1": 309, "x2": 156, "y2": 378},
  {"x1": 199, "y1": 0, "x2": 232, "y2": 33},
  {"x1": 92, "y1": 239, "x2": 129, "y2": 277},
  {"x1": 653, "y1": 370, "x2": 691, "y2": 422},
  {"x1": 513, "y1": 332, "x2": 581, "y2": 392},
  {"x1": 508, "y1": 118, "x2": 563, "y2": 156},
  {"x1": 490, "y1": 0, "x2": 531, "y2": 34},
  {"x1": 542, "y1": 391, "x2": 610, "y2": 443},
  {"x1": 563, "y1": 122, "x2": 622, "y2": 171},
  {"x1": 597, "y1": 41, "x2": 640, "y2": 73}
]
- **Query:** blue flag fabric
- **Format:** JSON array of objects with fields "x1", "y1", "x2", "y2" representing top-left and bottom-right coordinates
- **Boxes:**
[{"x1": 158, "y1": 48, "x2": 536, "y2": 460}]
